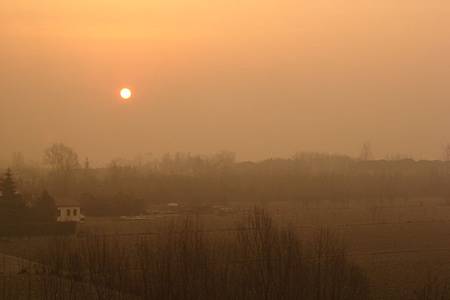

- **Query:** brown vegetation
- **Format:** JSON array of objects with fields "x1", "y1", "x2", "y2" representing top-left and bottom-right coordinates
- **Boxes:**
[{"x1": 1, "y1": 209, "x2": 369, "y2": 300}]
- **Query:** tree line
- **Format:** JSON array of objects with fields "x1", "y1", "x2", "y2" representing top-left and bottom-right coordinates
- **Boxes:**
[{"x1": 5, "y1": 143, "x2": 450, "y2": 217}]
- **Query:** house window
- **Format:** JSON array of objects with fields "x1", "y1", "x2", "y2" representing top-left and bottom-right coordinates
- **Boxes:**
[
  {"x1": 67, "y1": 209, "x2": 71, "y2": 216},
  {"x1": 57, "y1": 209, "x2": 61, "y2": 217},
  {"x1": 73, "y1": 209, "x2": 78, "y2": 216}
]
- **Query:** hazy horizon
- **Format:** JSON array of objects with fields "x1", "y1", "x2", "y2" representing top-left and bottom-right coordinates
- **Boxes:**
[{"x1": 2, "y1": 0, "x2": 450, "y2": 163}]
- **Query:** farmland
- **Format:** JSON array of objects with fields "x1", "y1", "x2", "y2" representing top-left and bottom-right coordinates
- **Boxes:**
[{"x1": 2, "y1": 198, "x2": 450, "y2": 299}]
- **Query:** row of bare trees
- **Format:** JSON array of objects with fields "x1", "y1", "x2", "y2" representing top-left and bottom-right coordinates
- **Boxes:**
[
  {"x1": 0, "y1": 209, "x2": 369, "y2": 300},
  {"x1": 3, "y1": 209, "x2": 450, "y2": 299},
  {"x1": 7, "y1": 143, "x2": 450, "y2": 216}
]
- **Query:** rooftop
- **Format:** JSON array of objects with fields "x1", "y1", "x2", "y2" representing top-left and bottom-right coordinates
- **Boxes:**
[{"x1": 55, "y1": 197, "x2": 80, "y2": 207}]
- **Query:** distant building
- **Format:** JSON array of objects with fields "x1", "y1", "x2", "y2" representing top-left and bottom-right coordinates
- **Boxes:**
[{"x1": 55, "y1": 199, "x2": 82, "y2": 222}]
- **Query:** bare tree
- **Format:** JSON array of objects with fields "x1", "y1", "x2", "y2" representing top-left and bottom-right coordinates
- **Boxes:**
[
  {"x1": 44, "y1": 143, "x2": 80, "y2": 194},
  {"x1": 359, "y1": 142, "x2": 374, "y2": 161},
  {"x1": 44, "y1": 144, "x2": 80, "y2": 173}
]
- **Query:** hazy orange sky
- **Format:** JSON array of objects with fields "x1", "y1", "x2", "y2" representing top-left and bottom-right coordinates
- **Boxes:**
[{"x1": 1, "y1": 1, "x2": 450, "y2": 163}]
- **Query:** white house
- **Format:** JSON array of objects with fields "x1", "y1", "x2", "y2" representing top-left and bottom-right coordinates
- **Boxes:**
[{"x1": 56, "y1": 199, "x2": 82, "y2": 222}]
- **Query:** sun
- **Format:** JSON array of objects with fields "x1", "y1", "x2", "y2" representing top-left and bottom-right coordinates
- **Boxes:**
[{"x1": 120, "y1": 88, "x2": 132, "y2": 100}]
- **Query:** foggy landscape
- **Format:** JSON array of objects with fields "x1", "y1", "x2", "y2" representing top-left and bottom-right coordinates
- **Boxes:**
[{"x1": 2, "y1": 1, "x2": 450, "y2": 299}]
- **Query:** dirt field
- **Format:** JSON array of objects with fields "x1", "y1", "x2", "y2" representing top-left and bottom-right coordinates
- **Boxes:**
[
  {"x1": 51, "y1": 200, "x2": 446, "y2": 299},
  {"x1": 2, "y1": 199, "x2": 450, "y2": 299}
]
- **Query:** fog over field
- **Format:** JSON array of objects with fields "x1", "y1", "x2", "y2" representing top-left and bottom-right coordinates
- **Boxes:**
[{"x1": 3, "y1": 1, "x2": 450, "y2": 300}]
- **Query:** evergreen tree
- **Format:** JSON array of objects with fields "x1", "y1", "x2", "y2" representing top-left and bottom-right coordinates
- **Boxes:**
[
  {"x1": 0, "y1": 168, "x2": 16, "y2": 199},
  {"x1": 0, "y1": 169, "x2": 26, "y2": 223},
  {"x1": 32, "y1": 190, "x2": 57, "y2": 222}
]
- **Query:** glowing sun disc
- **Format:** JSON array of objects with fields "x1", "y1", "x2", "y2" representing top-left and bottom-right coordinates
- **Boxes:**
[{"x1": 120, "y1": 88, "x2": 132, "y2": 100}]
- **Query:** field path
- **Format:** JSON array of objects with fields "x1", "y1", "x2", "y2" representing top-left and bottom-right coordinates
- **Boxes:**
[{"x1": 0, "y1": 252, "x2": 42, "y2": 275}]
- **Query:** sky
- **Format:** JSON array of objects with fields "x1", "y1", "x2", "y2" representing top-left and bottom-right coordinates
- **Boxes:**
[{"x1": 1, "y1": 0, "x2": 450, "y2": 164}]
